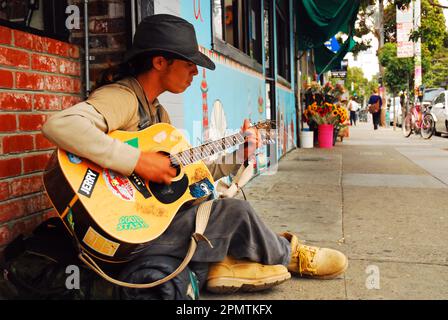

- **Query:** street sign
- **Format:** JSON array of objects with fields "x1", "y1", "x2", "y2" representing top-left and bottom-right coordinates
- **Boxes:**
[
  {"x1": 396, "y1": 4, "x2": 414, "y2": 58},
  {"x1": 331, "y1": 71, "x2": 347, "y2": 78},
  {"x1": 324, "y1": 36, "x2": 340, "y2": 53}
]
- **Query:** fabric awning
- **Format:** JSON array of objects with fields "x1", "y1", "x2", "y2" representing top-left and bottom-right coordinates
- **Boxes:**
[
  {"x1": 297, "y1": 0, "x2": 361, "y2": 74},
  {"x1": 314, "y1": 35, "x2": 356, "y2": 75}
]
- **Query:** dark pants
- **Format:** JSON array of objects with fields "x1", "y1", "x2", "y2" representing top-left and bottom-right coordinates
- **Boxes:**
[
  {"x1": 350, "y1": 111, "x2": 357, "y2": 126},
  {"x1": 372, "y1": 111, "x2": 381, "y2": 130},
  {"x1": 144, "y1": 198, "x2": 292, "y2": 266}
]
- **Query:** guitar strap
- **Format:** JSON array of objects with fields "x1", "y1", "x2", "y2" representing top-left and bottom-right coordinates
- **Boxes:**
[
  {"x1": 78, "y1": 199, "x2": 215, "y2": 289},
  {"x1": 137, "y1": 99, "x2": 151, "y2": 130},
  {"x1": 136, "y1": 95, "x2": 165, "y2": 129},
  {"x1": 115, "y1": 77, "x2": 163, "y2": 130}
]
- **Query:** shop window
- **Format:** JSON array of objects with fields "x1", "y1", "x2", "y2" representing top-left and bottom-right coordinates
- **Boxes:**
[
  {"x1": 275, "y1": 0, "x2": 290, "y2": 82},
  {"x1": 0, "y1": 0, "x2": 69, "y2": 41},
  {"x1": 212, "y1": 0, "x2": 262, "y2": 71}
]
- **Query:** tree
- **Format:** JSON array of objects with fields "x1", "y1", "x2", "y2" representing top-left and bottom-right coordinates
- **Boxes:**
[
  {"x1": 384, "y1": 0, "x2": 448, "y2": 51},
  {"x1": 423, "y1": 48, "x2": 448, "y2": 87},
  {"x1": 353, "y1": 0, "x2": 413, "y2": 56},
  {"x1": 428, "y1": 0, "x2": 448, "y2": 8},
  {"x1": 367, "y1": 75, "x2": 380, "y2": 95},
  {"x1": 384, "y1": 3, "x2": 397, "y2": 43},
  {"x1": 344, "y1": 67, "x2": 368, "y2": 100},
  {"x1": 379, "y1": 0, "x2": 448, "y2": 87},
  {"x1": 378, "y1": 42, "x2": 414, "y2": 95},
  {"x1": 408, "y1": 0, "x2": 448, "y2": 54}
]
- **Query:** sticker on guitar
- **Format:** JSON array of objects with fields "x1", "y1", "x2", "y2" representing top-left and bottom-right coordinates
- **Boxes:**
[
  {"x1": 67, "y1": 152, "x2": 82, "y2": 164},
  {"x1": 189, "y1": 178, "x2": 214, "y2": 198},
  {"x1": 103, "y1": 169, "x2": 135, "y2": 202},
  {"x1": 116, "y1": 215, "x2": 149, "y2": 231},
  {"x1": 78, "y1": 168, "x2": 99, "y2": 198}
]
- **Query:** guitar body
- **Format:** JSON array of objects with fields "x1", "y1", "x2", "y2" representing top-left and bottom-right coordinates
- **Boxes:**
[{"x1": 43, "y1": 123, "x2": 215, "y2": 263}]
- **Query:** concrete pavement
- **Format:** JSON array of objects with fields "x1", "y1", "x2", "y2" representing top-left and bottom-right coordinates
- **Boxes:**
[{"x1": 203, "y1": 122, "x2": 448, "y2": 300}]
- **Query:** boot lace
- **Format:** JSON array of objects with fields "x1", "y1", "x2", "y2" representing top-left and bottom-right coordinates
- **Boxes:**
[{"x1": 297, "y1": 244, "x2": 318, "y2": 276}]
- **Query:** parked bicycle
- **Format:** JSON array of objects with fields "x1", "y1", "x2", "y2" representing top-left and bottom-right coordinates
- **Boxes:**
[
  {"x1": 358, "y1": 108, "x2": 368, "y2": 122},
  {"x1": 402, "y1": 103, "x2": 435, "y2": 139}
]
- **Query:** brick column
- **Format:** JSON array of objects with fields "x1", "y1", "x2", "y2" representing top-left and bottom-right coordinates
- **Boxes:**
[{"x1": 0, "y1": 26, "x2": 82, "y2": 256}]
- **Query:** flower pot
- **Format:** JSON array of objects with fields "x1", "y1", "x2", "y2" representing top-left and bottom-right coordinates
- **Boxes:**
[{"x1": 318, "y1": 124, "x2": 334, "y2": 149}]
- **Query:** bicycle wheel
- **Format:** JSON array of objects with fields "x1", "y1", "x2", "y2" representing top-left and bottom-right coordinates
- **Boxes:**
[
  {"x1": 403, "y1": 114, "x2": 412, "y2": 137},
  {"x1": 421, "y1": 113, "x2": 435, "y2": 139}
]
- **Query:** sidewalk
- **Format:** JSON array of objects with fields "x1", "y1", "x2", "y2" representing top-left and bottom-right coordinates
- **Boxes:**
[{"x1": 204, "y1": 122, "x2": 448, "y2": 300}]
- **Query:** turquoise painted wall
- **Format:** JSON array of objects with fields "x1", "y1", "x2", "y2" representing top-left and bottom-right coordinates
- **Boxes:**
[
  {"x1": 183, "y1": 65, "x2": 266, "y2": 146},
  {"x1": 276, "y1": 87, "x2": 297, "y2": 157},
  {"x1": 176, "y1": 0, "x2": 297, "y2": 166},
  {"x1": 180, "y1": 0, "x2": 212, "y2": 49}
]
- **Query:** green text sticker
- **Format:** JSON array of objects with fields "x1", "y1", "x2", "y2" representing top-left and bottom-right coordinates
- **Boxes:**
[{"x1": 117, "y1": 215, "x2": 149, "y2": 231}]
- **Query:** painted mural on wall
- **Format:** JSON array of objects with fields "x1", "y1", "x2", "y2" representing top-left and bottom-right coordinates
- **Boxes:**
[
  {"x1": 200, "y1": 68, "x2": 209, "y2": 142},
  {"x1": 183, "y1": 63, "x2": 265, "y2": 143},
  {"x1": 209, "y1": 99, "x2": 227, "y2": 141},
  {"x1": 276, "y1": 86, "x2": 296, "y2": 158},
  {"x1": 181, "y1": 0, "x2": 211, "y2": 48},
  {"x1": 258, "y1": 88, "x2": 264, "y2": 115},
  {"x1": 154, "y1": 0, "x2": 296, "y2": 174}
]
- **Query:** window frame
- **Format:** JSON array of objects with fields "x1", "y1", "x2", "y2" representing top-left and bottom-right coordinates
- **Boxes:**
[
  {"x1": 275, "y1": 0, "x2": 291, "y2": 83},
  {"x1": 211, "y1": 0, "x2": 263, "y2": 73},
  {"x1": 277, "y1": 74, "x2": 291, "y2": 89}
]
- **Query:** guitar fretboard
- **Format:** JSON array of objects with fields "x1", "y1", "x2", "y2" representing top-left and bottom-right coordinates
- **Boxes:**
[{"x1": 170, "y1": 132, "x2": 245, "y2": 166}]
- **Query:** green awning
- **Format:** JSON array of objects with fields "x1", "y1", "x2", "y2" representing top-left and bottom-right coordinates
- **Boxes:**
[
  {"x1": 314, "y1": 34, "x2": 356, "y2": 75},
  {"x1": 297, "y1": 0, "x2": 361, "y2": 74}
]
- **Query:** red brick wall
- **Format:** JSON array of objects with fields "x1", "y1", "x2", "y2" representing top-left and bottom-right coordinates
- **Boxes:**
[{"x1": 0, "y1": 25, "x2": 82, "y2": 256}]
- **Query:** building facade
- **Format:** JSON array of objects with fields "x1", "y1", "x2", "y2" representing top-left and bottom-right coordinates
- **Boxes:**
[{"x1": 0, "y1": 0, "x2": 309, "y2": 255}]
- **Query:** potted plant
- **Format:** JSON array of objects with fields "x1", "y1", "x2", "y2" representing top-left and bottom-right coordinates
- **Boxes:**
[
  {"x1": 331, "y1": 83, "x2": 346, "y2": 101},
  {"x1": 322, "y1": 82, "x2": 336, "y2": 103},
  {"x1": 331, "y1": 104, "x2": 349, "y2": 145},
  {"x1": 304, "y1": 81, "x2": 323, "y2": 106},
  {"x1": 303, "y1": 101, "x2": 348, "y2": 148}
]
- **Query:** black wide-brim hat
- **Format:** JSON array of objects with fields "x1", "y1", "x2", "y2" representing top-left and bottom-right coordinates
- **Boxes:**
[{"x1": 124, "y1": 14, "x2": 215, "y2": 70}]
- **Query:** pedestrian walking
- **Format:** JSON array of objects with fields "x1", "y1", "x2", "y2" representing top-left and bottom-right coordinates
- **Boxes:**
[
  {"x1": 368, "y1": 88, "x2": 382, "y2": 130},
  {"x1": 348, "y1": 96, "x2": 359, "y2": 126}
]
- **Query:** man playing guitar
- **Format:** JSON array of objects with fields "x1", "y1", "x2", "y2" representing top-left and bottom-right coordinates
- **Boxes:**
[{"x1": 42, "y1": 14, "x2": 347, "y2": 294}]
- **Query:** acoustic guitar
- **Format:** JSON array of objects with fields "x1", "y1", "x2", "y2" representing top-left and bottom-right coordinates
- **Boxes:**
[{"x1": 43, "y1": 121, "x2": 274, "y2": 263}]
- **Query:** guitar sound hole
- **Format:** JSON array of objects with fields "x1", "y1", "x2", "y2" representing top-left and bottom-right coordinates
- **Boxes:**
[
  {"x1": 148, "y1": 151, "x2": 188, "y2": 204},
  {"x1": 172, "y1": 164, "x2": 181, "y2": 177},
  {"x1": 160, "y1": 184, "x2": 175, "y2": 196},
  {"x1": 148, "y1": 174, "x2": 189, "y2": 204}
]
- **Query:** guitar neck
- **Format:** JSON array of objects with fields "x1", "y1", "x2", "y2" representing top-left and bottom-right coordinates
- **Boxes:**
[{"x1": 170, "y1": 132, "x2": 245, "y2": 166}]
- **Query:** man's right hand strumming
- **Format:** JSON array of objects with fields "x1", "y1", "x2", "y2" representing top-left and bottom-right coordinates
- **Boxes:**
[{"x1": 134, "y1": 151, "x2": 177, "y2": 185}]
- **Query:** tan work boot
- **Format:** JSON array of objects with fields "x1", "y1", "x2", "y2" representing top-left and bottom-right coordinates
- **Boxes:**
[
  {"x1": 206, "y1": 256, "x2": 291, "y2": 294},
  {"x1": 282, "y1": 232, "x2": 348, "y2": 279}
]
